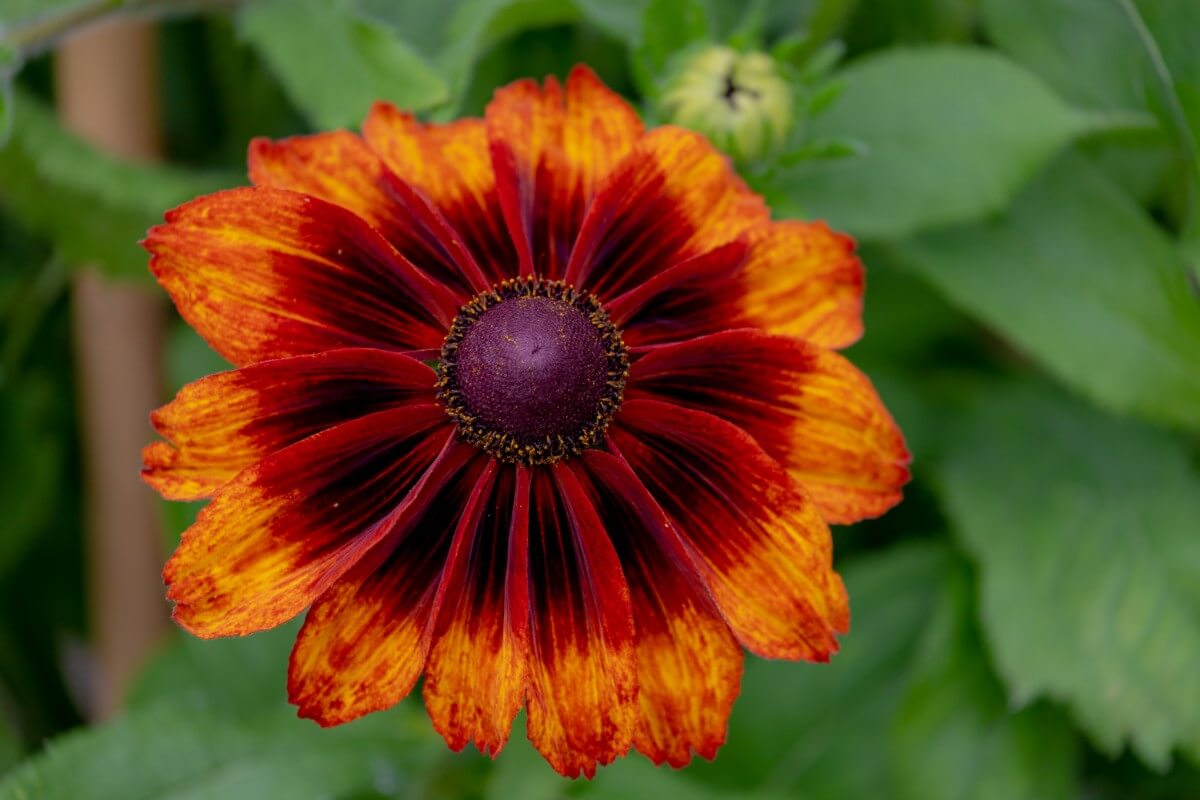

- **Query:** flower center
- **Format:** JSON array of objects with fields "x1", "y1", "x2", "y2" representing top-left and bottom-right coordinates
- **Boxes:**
[{"x1": 437, "y1": 278, "x2": 629, "y2": 465}]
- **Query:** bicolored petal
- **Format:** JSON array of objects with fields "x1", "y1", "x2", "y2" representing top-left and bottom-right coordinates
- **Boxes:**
[
  {"x1": 145, "y1": 187, "x2": 460, "y2": 366},
  {"x1": 424, "y1": 464, "x2": 530, "y2": 756},
  {"x1": 608, "y1": 219, "x2": 863, "y2": 349},
  {"x1": 573, "y1": 452, "x2": 743, "y2": 767},
  {"x1": 249, "y1": 132, "x2": 489, "y2": 296},
  {"x1": 164, "y1": 405, "x2": 453, "y2": 638},
  {"x1": 363, "y1": 106, "x2": 516, "y2": 285},
  {"x1": 606, "y1": 242, "x2": 747, "y2": 349},
  {"x1": 487, "y1": 65, "x2": 643, "y2": 279},
  {"x1": 289, "y1": 444, "x2": 487, "y2": 725},
  {"x1": 611, "y1": 399, "x2": 849, "y2": 660},
  {"x1": 523, "y1": 465, "x2": 638, "y2": 778},
  {"x1": 627, "y1": 330, "x2": 909, "y2": 524},
  {"x1": 738, "y1": 221, "x2": 864, "y2": 349},
  {"x1": 143, "y1": 348, "x2": 437, "y2": 501},
  {"x1": 565, "y1": 126, "x2": 767, "y2": 301}
]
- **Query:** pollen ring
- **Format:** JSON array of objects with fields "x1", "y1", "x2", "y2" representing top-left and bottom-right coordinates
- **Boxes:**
[{"x1": 437, "y1": 278, "x2": 629, "y2": 465}]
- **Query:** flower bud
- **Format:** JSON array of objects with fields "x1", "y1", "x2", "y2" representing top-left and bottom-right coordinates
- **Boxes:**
[{"x1": 660, "y1": 45, "x2": 793, "y2": 162}]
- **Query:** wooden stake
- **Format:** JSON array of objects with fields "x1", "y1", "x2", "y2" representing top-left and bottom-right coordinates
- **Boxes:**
[{"x1": 56, "y1": 19, "x2": 169, "y2": 721}]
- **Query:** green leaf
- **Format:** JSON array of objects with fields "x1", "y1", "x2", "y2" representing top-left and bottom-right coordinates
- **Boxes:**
[
  {"x1": 846, "y1": 249, "x2": 975, "y2": 371},
  {"x1": 438, "y1": 0, "x2": 579, "y2": 103},
  {"x1": 588, "y1": 757, "x2": 789, "y2": 800},
  {"x1": 574, "y1": 0, "x2": 647, "y2": 41},
  {"x1": 934, "y1": 382, "x2": 1200, "y2": 769},
  {"x1": 980, "y1": 0, "x2": 1199, "y2": 235},
  {"x1": 889, "y1": 557, "x2": 1080, "y2": 800},
  {"x1": 891, "y1": 154, "x2": 1200, "y2": 432},
  {"x1": 0, "y1": 698, "x2": 439, "y2": 800},
  {"x1": 237, "y1": 0, "x2": 450, "y2": 130},
  {"x1": 0, "y1": 73, "x2": 11, "y2": 146},
  {"x1": 837, "y1": 0, "x2": 977, "y2": 50},
  {"x1": 770, "y1": 45, "x2": 1096, "y2": 239},
  {"x1": 0, "y1": 90, "x2": 234, "y2": 280},
  {"x1": 483, "y1": 727, "x2": 567, "y2": 800},
  {"x1": 631, "y1": 0, "x2": 709, "y2": 97},
  {"x1": 982, "y1": 0, "x2": 1199, "y2": 170},
  {"x1": 127, "y1": 624, "x2": 298, "y2": 713},
  {"x1": 0, "y1": 0, "x2": 85, "y2": 27},
  {"x1": 8, "y1": 617, "x2": 446, "y2": 799},
  {"x1": 1128, "y1": 0, "x2": 1200, "y2": 162},
  {"x1": 0, "y1": 705, "x2": 19, "y2": 777},
  {"x1": 683, "y1": 542, "x2": 947, "y2": 799},
  {"x1": 0, "y1": 376, "x2": 62, "y2": 578},
  {"x1": 980, "y1": 0, "x2": 1146, "y2": 117}
]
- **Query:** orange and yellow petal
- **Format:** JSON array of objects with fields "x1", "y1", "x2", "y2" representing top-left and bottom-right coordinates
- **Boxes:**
[
  {"x1": 627, "y1": 330, "x2": 909, "y2": 524},
  {"x1": 611, "y1": 399, "x2": 849, "y2": 661},
  {"x1": 523, "y1": 466, "x2": 638, "y2": 778},
  {"x1": 424, "y1": 464, "x2": 530, "y2": 756},
  {"x1": 487, "y1": 65, "x2": 643, "y2": 278},
  {"x1": 739, "y1": 221, "x2": 864, "y2": 349},
  {"x1": 288, "y1": 445, "x2": 487, "y2": 725},
  {"x1": 249, "y1": 132, "x2": 487, "y2": 297},
  {"x1": 363, "y1": 106, "x2": 516, "y2": 285},
  {"x1": 566, "y1": 126, "x2": 767, "y2": 301},
  {"x1": 573, "y1": 452, "x2": 742, "y2": 767},
  {"x1": 143, "y1": 348, "x2": 437, "y2": 501},
  {"x1": 145, "y1": 187, "x2": 460, "y2": 367},
  {"x1": 164, "y1": 405, "x2": 453, "y2": 638}
]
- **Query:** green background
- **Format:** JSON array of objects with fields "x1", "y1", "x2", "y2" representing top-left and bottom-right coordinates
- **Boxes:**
[{"x1": 1, "y1": 0, "x2": 1199, "y2": 797}]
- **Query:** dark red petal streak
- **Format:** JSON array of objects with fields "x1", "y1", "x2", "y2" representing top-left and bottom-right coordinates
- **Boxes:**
[
  {"x1": 145, "y1": 187, "x2": 459, "y2": 366},
  {"x1": 627, "y1": 330, "x2": 909, "y2": 523},
  {"x1": 248, "y1": 132, "x2": 488, "y2": 296},
  {"x1": 363, "y1": 106, "x2": 517, "y2": 285},
  {"x1": 424, "y1": 464, "x2": 531, "y2": 755},
  {"x1": 164, "y1": 406, "x2": 453, "y2": 638},
  {"x1": 143, "y1": 348, "x2": 436, "y2": 501},
  {"x1": 611, "y1": 399, "x2": 849, "y2": 660},
  {"x1": 288, "y1": 444, "x2": 487, "y2": 725},
  {"x1": 524, "y1": 466, "x2": 637, "y2": 778},
  {"x1": 487, "y1": 65, "x2": 643, "y2": 279},
  {"x1": 609, "y1": 242, "x2": 748, "y2": 348},
  {"x1": 565, "y1": 126, "x2": 767, "y2": 301},
  {"x1": 572, "y1": 452, "x2": 742, "y2": 767}
]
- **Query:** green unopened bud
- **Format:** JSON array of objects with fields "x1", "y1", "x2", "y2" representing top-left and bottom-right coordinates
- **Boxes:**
[{"x1": 660, "y1": 45, "x2": 793, "y2": 162}]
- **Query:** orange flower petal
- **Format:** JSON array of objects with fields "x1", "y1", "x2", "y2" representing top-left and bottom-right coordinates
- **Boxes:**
[
  {"x1": 288, "y1": 445, "x2": 488, "y2": 725},
  {"x1": 574, "y1": 451, "x2": 743, "y2": 767},
  {"x1": 487, "y1": 65, "x2": 643, "y2": 278},
  {"x1": 611, "y1": 399, "x2": 849, "y2": 660},
  {"x1": 566, "y1": 126, "x2": 768, "y2": 300},
  {"x1": 145, "y1": 187, "x2": 460, "y2": 367},
  {"x1": 143, "y1": 348, "x2": 437, "y2": 501},
  {"x1": 628, "y1": 330, "x2": 910, "y2": 524},
  {"x1": 523, "y1": 466, "x2": 637, "y2": 778},
  {"x1": 363, "y1": 106, "x2": 516, "y2": 285},
  {"x1": 249, "y1": 132, "x2": 488, "y2": 296},
  {"x1": 424, "y1": 464, "x2": 531, "y2": 756},
  {"x1": 739, "y1": 221, "x2": 864, "y2": 349},
  {"x1": 164, "y1": 406, "x2": 453, "y2": 638}
]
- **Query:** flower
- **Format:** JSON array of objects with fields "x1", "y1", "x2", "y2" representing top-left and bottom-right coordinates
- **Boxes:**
[
  {"x1": 142, "y1": 65, "x2": 909, "y2": 778},
  {"x1": 660, "y1": 45, "x2": 794, "y2": 162}
]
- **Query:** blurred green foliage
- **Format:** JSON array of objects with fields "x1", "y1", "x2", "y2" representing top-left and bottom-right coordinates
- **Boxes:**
[{"x1": 1, "y1": 0, "x2": 1199, "y2": 797}]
